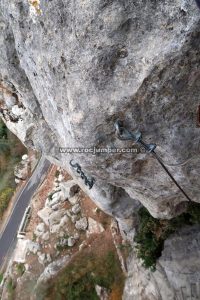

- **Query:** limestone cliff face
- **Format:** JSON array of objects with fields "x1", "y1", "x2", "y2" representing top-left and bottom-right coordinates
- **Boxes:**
[
  {"x1": 0, "y1": 0, "x2": 200, "y2": 229},
  {"x1": 123, "y1": 226, "x2": 200, "y2": 300}
]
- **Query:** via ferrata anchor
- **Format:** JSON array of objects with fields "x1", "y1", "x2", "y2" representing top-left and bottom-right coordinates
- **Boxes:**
[{"x1": 114, "y1": 120, "x2": 192, "y2": 202}]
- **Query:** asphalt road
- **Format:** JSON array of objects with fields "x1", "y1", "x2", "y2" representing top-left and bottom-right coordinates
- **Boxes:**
[{"x1": 0, "y1": 156, "x2": 51, "y2": 268}]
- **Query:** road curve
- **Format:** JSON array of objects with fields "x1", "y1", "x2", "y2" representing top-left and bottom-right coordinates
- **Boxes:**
[{"x1": 0, "y1": 156, "x2": 51, "y2": 268}]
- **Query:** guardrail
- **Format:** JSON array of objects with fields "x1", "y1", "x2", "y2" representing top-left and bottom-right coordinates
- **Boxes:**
[{"x1": 17, "y1": 205, "x2": 31, "y2": 239}]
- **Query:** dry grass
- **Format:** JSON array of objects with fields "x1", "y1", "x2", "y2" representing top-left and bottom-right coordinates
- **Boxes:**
[{"x1": 43, "y1": 237, "x2": 125, "y2": 300}]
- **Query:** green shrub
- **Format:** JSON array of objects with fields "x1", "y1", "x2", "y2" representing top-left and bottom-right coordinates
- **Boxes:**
[
  {"x1": 32, "y1": 233, "x2": 37, "y2": 242},
  {"x1": 0, "y1": 120, "x2": 26, "y2": 220},
  {"x1": 63, "y1": 273, "x2": 99, "y2": 300},
  {"x1": 48, "y1": 192, "x2": 54, "y2": 201},
  {"x1": 6, "y1": 277, "x2": 15, "y2": 299},
  {"x1": 16, "y1": 263, "x2": 25, "y2": 276},
  {"x1": 0, "y1": 273, "x2": 3, "y2": 284},
  {"x1": 55, "y1": 170, "x2": 60, "y2": 178},
  {"x1": 56, "y1": 244, "x2": 69, "y2": 251},
  {"x1": 134, "y1": 202, "x2": 200, "y2": 271},
  {"x1": 0, "y1": 187, "x2": 14, "y2": 218},
  {"x1": 0, "y1": 122, "x2": 8, "y2": 139}
]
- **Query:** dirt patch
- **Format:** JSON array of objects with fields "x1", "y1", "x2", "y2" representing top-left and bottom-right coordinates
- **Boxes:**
[{"x1": 43, "y1": 229, "x2": 125, "y2": 300}]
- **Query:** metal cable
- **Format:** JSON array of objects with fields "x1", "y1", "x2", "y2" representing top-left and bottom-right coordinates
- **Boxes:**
[
  {"x1": 115, "y1": 120, "x2": 193, "y2": 202},
  {"x1": 151, "y1": 152, "x2": 192, "y2": 202},
  {"x1": 156, "y1": 154, "x2": 200, "y2": 167}
]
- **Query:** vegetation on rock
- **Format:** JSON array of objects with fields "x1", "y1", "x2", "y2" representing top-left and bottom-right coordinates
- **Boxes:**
[
  {"x1": 6, "y1": 277, "x2": 15, "y2": 300},
  {"x1": 44, "y1": 250, "x2": 124, "y2": 300},
  {"x1": 0, "y1": 120, "x2": 26, "y2": 218},
  {"x1": 16, "y1": 263, "x2": 25, "y2": 277},
  {"x1": 135, "y1": 202, "x2": 200, "y2": 271}
]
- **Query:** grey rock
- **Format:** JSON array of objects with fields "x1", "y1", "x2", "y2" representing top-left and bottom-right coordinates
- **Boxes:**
[
  {"x1": 14, "y1": 160, "x2": 29, "y2": 180},
  {"x1": 27, "y1": 241, "x2": 41, "y2": 254},
  {"x1": 49, "y1": 191, "x2": 64, "y2": 206},
  {"x1": 59, "y1": 238, "x2": 68, "y2": 247},
  {"x1": 159, "y1": 226, "x2": 200, "y2": 297},
  {"x1": 71, "y1": 203, "x2": 81, "y2": 214},
  {"x1": 71, "y1": 215, "x2": 79, "y2": 224},
  {"x1": 38, "y1": 252, "x2": 46, "y2": 265},
  {"x1": 42, "y1": 231, "x2": 50, "y2": 241},
  {"x1": 36, "y1": 255, "x2": 70, "y2": 287},
  {"x1": 79, "y1": 241, "x2": 87, "y2": 251},
  {"x1": 68, "y1": 195, "x2": 80, "y2": 205},
  {"x1": 46, "y1": 253, "x2": 52, "y2": 263},
  {"x1": 73, "y1": 232, "x2": 80, "y2": 240},
  {"x1": 34, "y1": 223, "x2": 46, "y2": 237},
  {"x1": 57, "y1": 174, "x2": 64, "y2": 182},
  {"x1": 59, "y1": 231, "x2": 65, "y2": 238},
  {"x1": 66, "y1": 209, "x2": 73, "y2": 218},
  {"x1": 60, "y1": 215, "x2": 69, "y2": 226},
  {"x1": 123, "y1": 226, "x2": 200, "y2": 300},
  {"x1": 37, "y1": 207, "x2": 52, "y2": 226},
  {"x1": 38, "y1": 252, "x2": 52, "y2": 265},
  {"x1": 15, "y1": 178, "x2": 21, "y2": 184},
  {"x1": 50, "y1": 223, "x2": 64, "y2": 234},
  {"x1": 38, "y1": 206, "x2": 69, "y2": 233},
  {"x1": 0, "y1": 0, "x2": 199, "y2": 227},
  {"x1": 95, "y1": 285, "x2": 109, "y2": 300},
  {"x1": 86, "y1": 217, "x2": 104, "y2": 236},
  {"x1": 22, "y1": 154, "x2": 29, "y2": 161},
  {"x1": 48, "y1": 209, "x2": 66, "y2": 227},
  {"x1": 51, "y1": 203, "x2": 60, "y2": 211},
  {"x1": 60, "y1": 181, "x2": 80, "y2": 199},
  {"x1": 67, "y1": 237, "x2": 76, "y2": 247},
  {"x1": 75, "y1": 217, "x2": 88, "y2": 231}
]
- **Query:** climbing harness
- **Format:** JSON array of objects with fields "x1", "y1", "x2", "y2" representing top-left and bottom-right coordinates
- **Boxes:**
[
  {"x1": 114, "y1": 120, "x2": 193, "y2": 202},
  {"x1": 70, "y1": 160, "x2": 95, "y2": 189}
]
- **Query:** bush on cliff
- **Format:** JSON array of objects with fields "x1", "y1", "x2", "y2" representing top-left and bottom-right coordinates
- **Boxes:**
[{"x1": 134, "y1": 202, "x2": 200, "y2": 271}]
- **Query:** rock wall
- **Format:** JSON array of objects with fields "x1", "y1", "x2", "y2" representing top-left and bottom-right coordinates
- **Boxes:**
[
  {"x1": 0, "y1": 0, "x2": 200, "y2": 230},
  {"x1": 123, "y1": 226, "x2": 200, "y2": 300}
]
